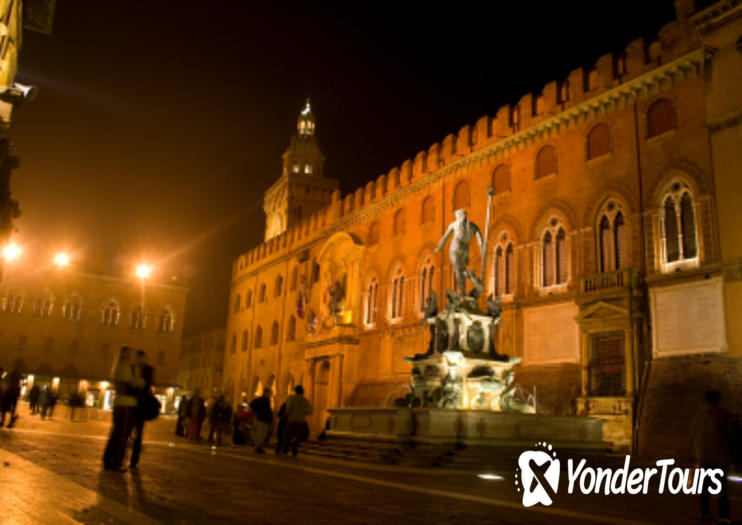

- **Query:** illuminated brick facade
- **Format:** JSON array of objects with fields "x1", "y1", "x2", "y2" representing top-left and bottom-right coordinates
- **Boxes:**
[{"x1": 225, "y1": 2, "x2": 741, "y2": 452}]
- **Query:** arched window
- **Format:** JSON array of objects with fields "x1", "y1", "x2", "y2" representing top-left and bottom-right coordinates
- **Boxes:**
[
  {"x1": 286, "y1": 315, "x2": 296, "y2": 341},
  {"x1": 660, "y1": 180, "x2": 698, "y2": 271},
  {"x1": 541, "y1": 219, "x2": 568, "y2": 287},
  {"x1": 157, "y1": 308, "x2": 175, "y2": 332},
  {"x1": 596, "y1": 200, "x2": 629, "y2": 272},
  {"x1": 587, "y1": 123, "x2": 611, "y2": 160},
  {"x1": 493, "y1": 233, "x2": 515, "y2": 296},
  {"x1": 130, "y1": 306, "x2": 145, "y2": 330},
  {"x1": 492, "y1": 165, "x2": 511, "y2": 194},
  {"x1": 368, "y1": 222, "x2": 380, "y2": 246},
  {"x1": 393, "y1": 209, "x2": 405, "y2": 236},
  {"x1": 233, "y1": 294, "x2": 241, "y2": 313},
  {"x1": 535, "y1": 145, "x2": 557, "y2": 180},
  {"x1": 246, "y1": 289, "x2": 252, "y2": 308},
  {"x1": 3, "y1": 292, "x2": 23, "y2": 314},
  {"x1": 62, "y1": 294, "x2": 83, "y2": 321},
  {"x1": 647, "y1": 98, "x2": 676, "y2": 137},
  {"x1": 365, "y1": 276, "x2": 378, "y2": 326},
  {"x1": 419, "y1": 257, "x2": 435, "y2": 312},
  {"x1": 102, "y1": 300, "x2": 120, "y2": 326},
  {"x1": 255, "y1": 326, "x2": 263, "y2": 349},
  {"x1": 230, "y1": 333, "x2": 237, "y2": 354},
  {"x1": 274, "y1": 274, "x2": 283, "y2": 297},
  {"x1": 391, "y1": 267, "x2": 404, "y2": 321},
  {"x1": 290, "y1": 266, "x2": 298, "y2": 291},
  {"x1": 241, "y1": 330, "x2": 248, "y2": 351},
  {"x1": 259, "y1": 283, "x2": 267, "y2": 303},
  {"x1": 421, "y1": 196, "x2": 435, "y2": 224},
  {"x1": 34, "y1": 295, "x2": 53, "y2": 318},
  {"x1": 453, "y1": 180, "x2": 470, "y2": 210},
  {"x1": 270, "y1": 321, "x2": 279, "y2": 345}
]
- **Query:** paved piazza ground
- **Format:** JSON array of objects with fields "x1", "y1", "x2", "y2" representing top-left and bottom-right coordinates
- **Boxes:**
[{"x1": 0, "y1": 406, "x2": 739, "y2": 524}]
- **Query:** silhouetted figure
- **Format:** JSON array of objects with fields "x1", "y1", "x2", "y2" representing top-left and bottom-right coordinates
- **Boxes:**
[
  {"x1": 28, "y1": 384, "x2": 40, "y2": 414},
  {"x1": 209, "y1": 396, "x2": 232, "y2": 447},
  {"x1": 232, "y1": 405, "x2": 250, "y2": 445},
  {"x1": 188, "y1": 389, "x2": 206, "y2": 442},
  {"x1": 281, "y1": 385, "x2": 312, "y2": 457},
  {"x1": 103, "y1": 346, "x2": 144, "y2": 472},
  {"x1": 47, "y1": 390, "x2": 58, "y2": 419},
  {"x1": 249, "y1": 388, "x2": 273, "y2": 453},
  {"x1": 39, "y1": 386, "x2": 50, "y2": 420},
  {"x1": 0, "y1": 365, "x2": 21, "y2": 427},
  {"x1": 130, "y1": 350, "x2": 155, "y2": 470},
  {"x1": 692, "y1": 390, "x2": 733, "y2": 523},
  {"x1": 175, "y1": 395, "x2": 188, "y2": 436},
  {"x1": 274, "y1": 402, "x2": 288, "y2": 454},
  {"x1": 68, "y1": 391, "x2": 84, "y2": 421}
]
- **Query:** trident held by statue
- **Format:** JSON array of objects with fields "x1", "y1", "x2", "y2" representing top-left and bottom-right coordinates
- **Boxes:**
[{"x1": 480, "y1": 186, "x2": 496, "y2": 281}]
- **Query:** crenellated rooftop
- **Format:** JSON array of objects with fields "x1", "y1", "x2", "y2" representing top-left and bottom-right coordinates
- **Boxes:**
[{"x1": 233, "y1": 13, "x2": 708, "y2": 281}]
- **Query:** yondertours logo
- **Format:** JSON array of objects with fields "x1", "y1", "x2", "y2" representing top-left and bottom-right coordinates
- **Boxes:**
[
  {"x1": 516, "y1": 442, "x2": 560, "y2": 507},
  {"x1": 515, "y1": 442, "x2": 726, "y2": 507}
]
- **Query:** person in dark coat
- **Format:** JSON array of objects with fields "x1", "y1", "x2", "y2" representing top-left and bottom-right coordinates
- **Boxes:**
[
  {"x1": 0, "y1": 366, "x2": 20, "y2": 428},
  {"x1": 129, "y1": 350, "x2": 155, "y2": 470},
  {"x1": 47, "y1": 390, "x2": 58, "y2": 419},
  {"x1": 175, "y1": 394, "x2": 188, "y2": 436},
  {"x1": 39, "y1": 386, "x2": 50, "y2": 420},
  {"x1": 187, "y1": 389, "x2": 206, "y2": 442},
  {"x1": 274, "y1": 402, "x2": 288, "y2": 454},
  {"x1": 103, "y1": 346, "x2": 144, "y2": 472},
  {"x1": 28, "y1": 384, "x2": 40, "y2": 414},
  {"x1": 249, "y1": 388, "x2": 273, "y2": 453},
  {"x1": 692, "y1": 390, "x2": 733, "y2": 523}
]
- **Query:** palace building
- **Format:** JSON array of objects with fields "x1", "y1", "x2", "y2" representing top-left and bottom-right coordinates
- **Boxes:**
[
  {"x1": 0, "y1": 252, "x2": 187, "y2": 412},
  {"x1": 224, "y1": 1, "x2": 742, "y2": 455}
]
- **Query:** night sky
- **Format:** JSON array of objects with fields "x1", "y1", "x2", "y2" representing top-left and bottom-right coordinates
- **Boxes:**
[{"x1": 10, "y1": 1, "x2": 676, "y2": 336}]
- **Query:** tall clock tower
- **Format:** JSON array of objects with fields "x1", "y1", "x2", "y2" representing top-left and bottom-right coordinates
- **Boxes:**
[{"x1": 263, "y1": 100, "x2": 338, "y2": 241}]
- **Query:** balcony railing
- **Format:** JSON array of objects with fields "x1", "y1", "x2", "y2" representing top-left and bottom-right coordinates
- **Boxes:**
[{"x1": 580, "y1": 268, "x2": 637, "y2": 294}]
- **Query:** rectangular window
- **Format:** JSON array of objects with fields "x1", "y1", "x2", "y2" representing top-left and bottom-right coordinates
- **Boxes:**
[{"x1": 588, "y1": 331, "x2": 626, "y2": 397}]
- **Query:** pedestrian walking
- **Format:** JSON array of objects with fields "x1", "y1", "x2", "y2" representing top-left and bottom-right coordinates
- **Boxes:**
[
  {"x1": 39, "y1": 385, "x2": 50, "y2": 420},
  {"x1": 187, "y1": 389, "x2": 206, "y2": 443},
  {"x1": 129, "y1": 350, "x2": 155, "y2": 470},
  {"x1": 232, "y1": 404, "x2": 250, "y2": 445},
  {"x1": 47, "y1": 390, "x2": 58, "y2": 419},
  {"x1": 102, "y1": 346, "x2": 144, "y2": 472},
  {"x1": 0, "y1": 364, "x2": 21, "y2": 428},
  {"x1": 210, "y1": 395, "x2": 232, "y2": 447},
  {"x1": 692, "y1": 390, "x2": 733, "y2": 523},
  {"x1": 249, "y1": 388, "x2": 273, "y2": 453},
  {"x1": 68, "y1": 391, "x2": 84, "y2": 421},
  {"x1": 28, "y1": 384, "x2": 40, "y2": 414},
  {"x1": 274, "y1": 401, "x2": 288, "y2": 454},
  {"x1": 175, "y1": 394, "x2": 188, "y2": 436},
  {"x1": 281, "y1": 385, "x2": 312, "y2": 457}
]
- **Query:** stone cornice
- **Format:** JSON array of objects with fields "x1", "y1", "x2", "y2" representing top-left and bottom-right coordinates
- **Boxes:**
[{"x1": 708, "y1": 107, "x2": 742, "y2": 133}]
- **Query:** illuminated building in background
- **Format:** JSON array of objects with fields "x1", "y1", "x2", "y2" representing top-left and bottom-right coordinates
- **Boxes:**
[
  {"x1": 0, "y1": 249, "x2": 187, "y2": 412},
  {"x1": 178, "y1": 328, "x2": 226, "y2": 397},
  {"x1": 225, "y1": 1, "x2": 742, "y2": 457}
]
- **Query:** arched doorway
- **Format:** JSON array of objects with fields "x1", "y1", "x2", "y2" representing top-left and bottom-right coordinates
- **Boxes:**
[{"x1": 313, "y1": 361, "x2": 331, "y2": 430}]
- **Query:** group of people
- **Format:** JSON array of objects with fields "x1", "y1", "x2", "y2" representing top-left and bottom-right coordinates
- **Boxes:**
[
  {"x1": 102, "y1": 346, "x2": 155, "y2": 472},
  {"x1": 27, "y1": 384, "x2": 59, "y2": 420},
  {"x1": 174, "y1": 384, "x2": 313, "y2": 457}
]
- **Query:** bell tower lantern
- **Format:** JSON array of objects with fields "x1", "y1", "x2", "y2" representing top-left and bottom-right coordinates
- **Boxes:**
[{"x1": 263, "y1": 99, "x2": 338, "y2": 241}]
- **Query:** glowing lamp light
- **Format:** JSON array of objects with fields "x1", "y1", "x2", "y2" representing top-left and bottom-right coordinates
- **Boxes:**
[
  {"x1": 729, "y1": 475, "x2": 742, "y2": 483},
  {"x1": 54, "y1": 252, "x2": 70, "y2": 268},
  {"x1": 136, "y1": 264, "x2": 152, "y2": 280},
  {"x1": 2, "y1": 243, "x2": 21, "y2": 261},
  {"x1": 477, "y1": 473, "x2": 504, "y2": 481}
]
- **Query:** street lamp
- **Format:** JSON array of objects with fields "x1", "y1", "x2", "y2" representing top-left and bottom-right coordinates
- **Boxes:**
[
  {"x1": 54, "y1": 252, "x2": 70, "y2": 268},
  {"x1": 2, "y1": 242, "x2": 21, "y2": 262},
  {"x1": 136, "y1": 263, "x2": 152, "y2": 280}
]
